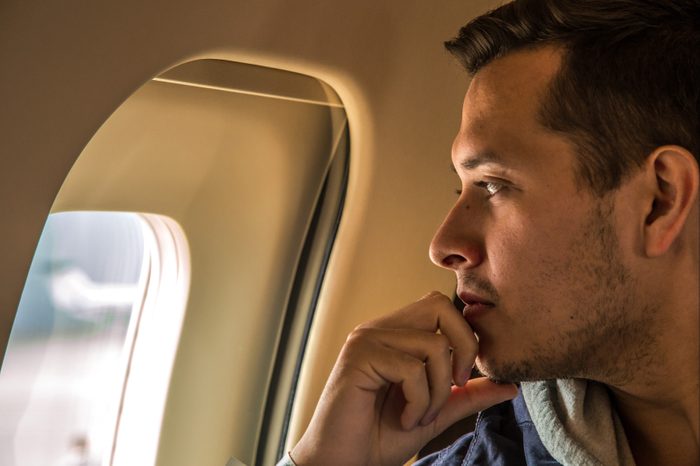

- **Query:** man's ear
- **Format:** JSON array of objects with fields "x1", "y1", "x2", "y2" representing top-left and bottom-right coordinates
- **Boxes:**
[{"x1": 644, "y1": 145, "x2": 699, "y2": 257}]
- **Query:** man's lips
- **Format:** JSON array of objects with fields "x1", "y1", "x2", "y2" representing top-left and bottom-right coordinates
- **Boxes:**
[
  {"x1": 458, "y1": 291, "x2": 495, "y2": 318},
  {"x1": 458, "y1": 291, "x2": 494, "y2": 307}
]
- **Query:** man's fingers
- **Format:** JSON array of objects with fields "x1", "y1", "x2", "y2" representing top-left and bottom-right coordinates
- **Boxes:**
[
  {"x1": 351, "y1": 327, "x2": 454, "y2": 426},
  {"x1": 431, "y1": 300, "x2": 478, "y2": 387},
  {"x1": 432, "y1": 378, "x2": 518, "y2": 432},
  {"x1": 363, "y1": 346, "x2": 430, "y2": 430},
  {"x1": 344, "y1": 293, "x2": 490, "y2": 433},
  {"x1": 366, "y1": 292, "x2": 478, "y2": 387}
]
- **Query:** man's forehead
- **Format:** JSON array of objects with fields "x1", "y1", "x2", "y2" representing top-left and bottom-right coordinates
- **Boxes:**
[
  {"x1": 453, "y1": 46, "x2": 564, "y2": 169},
  {"x1": 461, "y1": 46, "x2": 563, "y2": 124}
]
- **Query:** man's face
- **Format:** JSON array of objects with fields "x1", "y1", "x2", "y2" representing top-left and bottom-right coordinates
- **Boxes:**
[{"x1": 429, "y1": 47, "x2": 652, "y2": 384}]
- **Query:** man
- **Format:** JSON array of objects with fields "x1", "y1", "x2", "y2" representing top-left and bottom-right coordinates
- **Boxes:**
[{"x1": 283, "y1": 0, "x2": 699, "y2": 464}]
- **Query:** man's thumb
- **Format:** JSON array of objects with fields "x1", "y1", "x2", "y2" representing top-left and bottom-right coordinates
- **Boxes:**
[{"x1": 434, "y1": 377, "x2": 518, "y2": 431}]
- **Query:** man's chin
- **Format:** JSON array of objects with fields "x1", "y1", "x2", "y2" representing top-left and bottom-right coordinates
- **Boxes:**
[
  {"x1": 476, "y1": 353, "x2": 579, "y2": 385},
  {"x1": 475, "y1": 355, "x2": 534, "y2": 385},
  {"x1": 474, "y1": 356, "x2": 510, "y2": 384},
  {"x1": 472, "y1": 339, "x2": 528, "y2": 383}
]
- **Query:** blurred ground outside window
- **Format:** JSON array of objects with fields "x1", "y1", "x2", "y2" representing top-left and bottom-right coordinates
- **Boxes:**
[{"x1": 0, "y1": 212, "x2": 150, "y2": 466}]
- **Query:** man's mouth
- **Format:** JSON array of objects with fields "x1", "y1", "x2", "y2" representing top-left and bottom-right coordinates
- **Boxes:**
[{"x1": 458, "y1": 291, "x2": 495, "y2": 317}]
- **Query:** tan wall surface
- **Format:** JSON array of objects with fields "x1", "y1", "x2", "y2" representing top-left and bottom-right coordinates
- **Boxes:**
[{"x1": 0, "y1": 1, "x2": 500, "y2": 463}]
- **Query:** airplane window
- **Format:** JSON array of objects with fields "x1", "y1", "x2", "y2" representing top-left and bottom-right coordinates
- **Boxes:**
[
  {"x1": 5, "y1": 59, "x2": 346, "y2": 465},
  {"x1": 0, "y1": 211, "x2": 189, "y2": 466}
]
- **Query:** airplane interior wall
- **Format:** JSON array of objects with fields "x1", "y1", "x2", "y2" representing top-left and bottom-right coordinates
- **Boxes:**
[{"x1": 0, "y1": 0, "x2": 499, "y2": 464}]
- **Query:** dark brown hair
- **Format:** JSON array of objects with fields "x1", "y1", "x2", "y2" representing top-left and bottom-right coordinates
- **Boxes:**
[{"x1": 446, "y1": 0, "x2": 700, "y2": 194}]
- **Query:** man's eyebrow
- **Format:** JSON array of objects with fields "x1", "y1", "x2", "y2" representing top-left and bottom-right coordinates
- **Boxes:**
[
  {"x1": 451, "y1": 151, "x2": 509, "y2": 172},
  {"x1": 461, "y1": 152, "x2": 505, "y2": 169}
]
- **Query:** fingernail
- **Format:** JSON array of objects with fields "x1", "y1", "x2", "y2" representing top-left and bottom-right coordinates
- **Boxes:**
[
  {"x1": 421, "y1": 411, "x2": 438, "y2": 426},
  {"x1": 461, "y1": 368, "x2": 471, "y2": 385}
]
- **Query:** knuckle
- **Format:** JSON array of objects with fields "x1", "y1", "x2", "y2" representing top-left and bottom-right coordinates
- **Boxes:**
[
  {"x1": 430, "y1": 292, "x2": 451, "y2": 304},
  {"x1": 352, "y1": 320, "x2": 372, "y2": 332},
  {"x1": 343, "y1": 327, "x2": 373, "y2": 352},
  {"x1": 405, "y1": 358, "x2": 426, "y2": 379},
  {"x1": 421, "y1": 290, "x2": 443, "y2": 300},
  {"x1": 432, "y1": 333, "x2": 451, "y2": 355},
  {"x1": 423, "y1": 291, "x2": 452, "y2": 308},
  {"x1": 346, "y1": 325, "x2": 370, "y2": 342}
]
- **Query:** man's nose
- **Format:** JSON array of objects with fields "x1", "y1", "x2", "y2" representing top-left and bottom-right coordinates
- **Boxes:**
[{"x1": 429, "y1": 203, "x2": 484, "y2": 271}]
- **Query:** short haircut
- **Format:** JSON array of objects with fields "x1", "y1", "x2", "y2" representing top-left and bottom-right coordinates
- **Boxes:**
[{"x1": 446, "y1": 0, "x2": 700, "y2": 194}]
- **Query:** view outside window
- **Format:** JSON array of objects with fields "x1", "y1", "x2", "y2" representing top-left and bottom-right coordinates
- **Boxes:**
[{"x1": 0, "y1": 212, "x2": 148, "y2": 466}]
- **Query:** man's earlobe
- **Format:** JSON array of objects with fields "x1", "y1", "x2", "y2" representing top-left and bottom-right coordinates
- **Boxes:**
[{"x1": 643, "y1": 146, "x2": 699, "y2": 257}]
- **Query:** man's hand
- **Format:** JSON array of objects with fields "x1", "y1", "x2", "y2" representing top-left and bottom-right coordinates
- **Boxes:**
[{"x1": 290, "y1": 292, "x2": 518, "y2": 466}]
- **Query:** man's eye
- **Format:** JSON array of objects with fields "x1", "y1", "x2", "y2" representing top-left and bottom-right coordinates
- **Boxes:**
[
  {"x1": 475, "y1": 181, "x2": 504, "y2": 197},
  {"x1": 454, "y1": 181, "x2": 507, "y2": 198}
]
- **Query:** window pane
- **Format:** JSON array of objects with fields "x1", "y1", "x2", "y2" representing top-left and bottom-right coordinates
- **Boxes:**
[
  {"x1": 0, "y1": 212, "x2": 147, "y2": 466},
  {"x1": 45, "y1": 59, "x2": 346, "y2": 465}
]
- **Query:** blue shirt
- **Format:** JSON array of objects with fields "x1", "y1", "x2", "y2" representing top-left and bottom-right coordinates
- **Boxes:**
[{"x1": 414, "y1": 390, "x2": 562, "y2": 466}]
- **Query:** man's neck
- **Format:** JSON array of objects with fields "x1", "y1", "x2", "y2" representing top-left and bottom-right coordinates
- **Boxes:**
[
  {"x1": 610, "y1": 381, "x2": 698, "y2": 466},
  {"x1": 606, "y1": 296, "x2": 699, "y2": 466}
]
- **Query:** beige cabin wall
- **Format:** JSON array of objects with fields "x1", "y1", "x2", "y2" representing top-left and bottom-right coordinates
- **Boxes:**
[{"x1": 0, "y1": 0, "x2": 500, "y2": 464}]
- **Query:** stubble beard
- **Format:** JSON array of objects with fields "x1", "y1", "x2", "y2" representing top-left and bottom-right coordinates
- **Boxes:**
[{"x1": 475, "y1": 199, "x2": 657, "y2": 386}]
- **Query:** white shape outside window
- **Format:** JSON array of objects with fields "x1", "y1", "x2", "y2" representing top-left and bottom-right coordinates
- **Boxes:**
[{"x1": 0, "y1": 211, "x2": 190, "y2": 466}]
